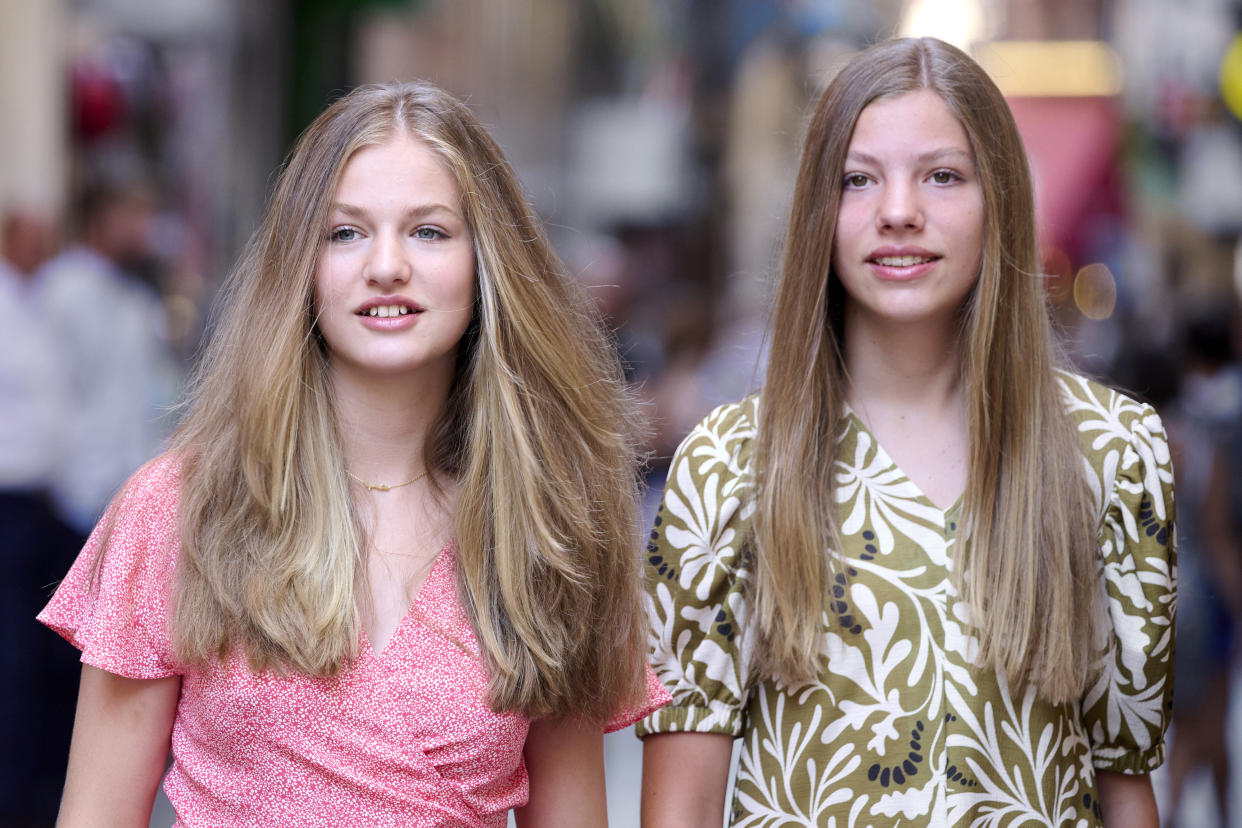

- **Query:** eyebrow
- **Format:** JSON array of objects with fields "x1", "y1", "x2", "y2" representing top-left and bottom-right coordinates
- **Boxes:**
[
  {"x1": 329, "y1": 202, "x2": 463, "y2": 221},
  {"x1": 844, "y1": 147, "x2": 974, "y2": 167}
]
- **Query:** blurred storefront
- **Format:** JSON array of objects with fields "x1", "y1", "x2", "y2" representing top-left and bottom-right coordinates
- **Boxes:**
[{"x1": 3, "y1": 0, "x2": 1240, "y2": 343}]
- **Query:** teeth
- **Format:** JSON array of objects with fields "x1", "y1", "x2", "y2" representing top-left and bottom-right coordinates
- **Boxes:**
[
  {"x1": 365, "y1": 305, "x2": 411, "y2": 318},
  {"x1": 875, "y1": 255, "x2": 933, "y2": 267}
]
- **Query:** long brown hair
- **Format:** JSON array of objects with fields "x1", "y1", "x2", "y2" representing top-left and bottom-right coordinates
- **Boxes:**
[
  {"x1": 169, "y1": 81, "x2": 647, "y2": 721},
  {"x1": 753, "y1": 37, "x2": 1099, "y2": 703}
]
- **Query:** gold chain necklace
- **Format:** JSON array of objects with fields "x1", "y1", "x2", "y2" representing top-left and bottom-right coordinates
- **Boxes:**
[{"x1": 346, "y1": 468, "x2": 430, "y2": 492}]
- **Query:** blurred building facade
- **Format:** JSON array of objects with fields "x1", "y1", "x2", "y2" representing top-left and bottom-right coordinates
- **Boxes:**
[{"x1": 4, "y1": 0, "x2": 1236, "y2": 356}]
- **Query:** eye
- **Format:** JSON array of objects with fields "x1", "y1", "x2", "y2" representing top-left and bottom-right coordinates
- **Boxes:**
[
  {"x1": 930, "y1": 169, "x2": 961, "y2": 184},
  {"x1": 414, "y1": 226, "x2": 446, "y2": 241},
  {"x1": 842, "y1": 173, "x2": 870, "y2": 189},
  {"x1": 329, "y1": 226, "x2": 361, "y2": 243}
]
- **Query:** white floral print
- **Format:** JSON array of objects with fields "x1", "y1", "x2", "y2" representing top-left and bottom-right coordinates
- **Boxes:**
[{"x1": 639, "y1": 375, "x2": 1176, "y2": 826}]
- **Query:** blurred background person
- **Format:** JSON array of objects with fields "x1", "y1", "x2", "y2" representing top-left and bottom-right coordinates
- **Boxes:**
[
  {"x1": 1162, "y1": 306, "x2": 1242, "y2": 828},
  {"x1": 34, "y1": 175, "x2": 181, "y2": 541},
  {"x1": 0, "y1": 206, "x2": 77, "y2": 826}
]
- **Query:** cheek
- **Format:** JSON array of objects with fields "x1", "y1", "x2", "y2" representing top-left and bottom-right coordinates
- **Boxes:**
[
  {"x1": 313, "y1": 254, "x2": 347, "y2": 310},
  {"x1": 832, "y1": 202, "x2": 868, "y2": 261},
  {"x1": 829, "y1": 244, "x2": 843, "y2": 281},
  {"x1": 451, "y1": 282, "x2": 477, "y2": 337},
  {"x1": 829, "y1": 224, "x2": 857, "y2": 283},
  {"x1": 311, "y1": 282, "x2": 329, "y2": 322},
  {"x1": 830, "y1": 211, "x2": 850, "y2": 268},
  {"x1": 966, "y1": 211, "x2": 985, "y2": 273},
  {"x1": 835, "y1": 194, "x2": 867, "y2": 226},
  {"x1": 444, "y1": 255, "x2": 476, "y2": 310}
]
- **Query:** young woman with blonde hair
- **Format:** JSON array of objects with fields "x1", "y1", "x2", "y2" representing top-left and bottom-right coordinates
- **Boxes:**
[
  {"x1": 40, "y1": 80, "x2": 667, "y2": 826},
  {"x1": 640, "y1": 37, "x2": 1174, "y2": 826}
]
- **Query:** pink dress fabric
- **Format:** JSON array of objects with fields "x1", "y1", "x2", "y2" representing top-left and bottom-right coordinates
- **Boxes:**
[{"x1": 39, "y1": 454, "x2": 669, "y2": 827}]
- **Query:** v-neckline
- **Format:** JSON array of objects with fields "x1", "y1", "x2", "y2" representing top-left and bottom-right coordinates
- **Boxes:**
[
  {"x1": 360, "y1": 540, "x2": 453, "y2": 660},
  {"x1": 841, "y1": 406, "x2": 966, "y2": 518}
]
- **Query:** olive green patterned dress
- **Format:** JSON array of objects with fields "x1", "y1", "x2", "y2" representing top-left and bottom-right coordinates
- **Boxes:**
[{"x1": 637, "y1": 374, "x2": 1175, "y2": 827}]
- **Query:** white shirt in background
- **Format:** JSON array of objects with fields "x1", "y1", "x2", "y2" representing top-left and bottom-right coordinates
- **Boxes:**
[
  {"x1": 0, "y1": 260, "x2": 69, "y2": 491},
  {"x1": 34, "y1": 246, "x2": 180, "y2": 533}
]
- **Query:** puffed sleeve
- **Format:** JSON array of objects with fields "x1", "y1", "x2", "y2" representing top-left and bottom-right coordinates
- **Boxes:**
[
  {"x1": 637, "y1": 397, "x2": 759, "y2": 738},
  {"x1": 1073, "y1": 384, "x2": 1176, "y2": 774},
  {"x1": 37, "y1": 453, "x2": 183, "y2": 679}
]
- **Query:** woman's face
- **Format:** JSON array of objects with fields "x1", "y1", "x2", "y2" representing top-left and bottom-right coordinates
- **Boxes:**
[
  {"x1": 314, "y1": 133, "x2": 475, "y2": 386},
  {"x1": 830, "y1": 88, "x2": 984, "y2": 331}
]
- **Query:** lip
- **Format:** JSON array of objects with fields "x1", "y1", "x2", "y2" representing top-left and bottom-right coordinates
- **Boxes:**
[
  {"x1": 865, "y1": 246, "x2": 941, "y2": 282},
  {"x1": 354, "y1": 295, "x2": 424, "y2": 331}
]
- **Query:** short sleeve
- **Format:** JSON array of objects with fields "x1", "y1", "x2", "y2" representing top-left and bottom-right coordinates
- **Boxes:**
[
  {"x1": 1074, "y1": 390, "x2": 1176, "y2": 773},
  {"x1": 603, "y1": 665, "x2": 673, "y2": 733},
  {"x1": 637, "y1": 398, "x2": 759, "y2": 739},
  {"x1": 37, "y1": 454, "x2": 183, "y2": 679}
]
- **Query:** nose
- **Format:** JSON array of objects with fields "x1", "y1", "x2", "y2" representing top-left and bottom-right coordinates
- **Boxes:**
[
  {"x1": 876, "y1": 180, "x2": 923, "y2": 231},
  {"x1": 364, "y1": 230, "x2": 411, "y2": 286}
]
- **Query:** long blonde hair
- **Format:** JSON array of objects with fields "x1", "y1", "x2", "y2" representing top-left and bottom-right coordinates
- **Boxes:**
[
  {"x1": 753, "y1": 37, "x2": 1099, "y2": 703},
  {"x1": 169, "y1": 81, "x2": 647, "y2": 721}
]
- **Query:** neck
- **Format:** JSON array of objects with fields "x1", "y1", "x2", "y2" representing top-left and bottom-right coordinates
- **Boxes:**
[
  {"x1": 329, "y1": 360, "x2": 455, "y2": 487},
  {"x1": 843, "y1": 305, "x2": 964, "y2": 414}
]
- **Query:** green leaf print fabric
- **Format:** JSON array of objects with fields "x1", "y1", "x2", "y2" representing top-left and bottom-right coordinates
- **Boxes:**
[{"x1": 638, "y1": 374, "x2": 1176, "y2": 827}]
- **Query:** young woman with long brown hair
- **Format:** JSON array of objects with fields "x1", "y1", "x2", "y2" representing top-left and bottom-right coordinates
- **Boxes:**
[
  {"x1": 40, "y1": 80, "x2": 667, "y2": 827},
  {"x1": 639, "y1": 37, "x2": 1174, "y2": 827}
]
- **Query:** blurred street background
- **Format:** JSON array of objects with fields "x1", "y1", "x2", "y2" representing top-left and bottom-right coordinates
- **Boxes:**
[{"x1": 2, "y1": 0, "x2": 1242, "y2": 826}]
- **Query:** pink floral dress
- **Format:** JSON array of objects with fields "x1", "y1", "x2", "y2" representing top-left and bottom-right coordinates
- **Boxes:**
[{"x1": 40, "y1": 454, "x2": 668, "y2": 827}]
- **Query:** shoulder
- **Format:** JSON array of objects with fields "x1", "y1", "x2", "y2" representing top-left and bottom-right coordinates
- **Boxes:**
[
  {"x1": 1056, "y1": 371, "x2": 1169, "y2": 459},
  {"x1": 694, "y1": 394, "x2": 760, "y2": 436},
  {"x1": 0, "y1": 259, "x2": 20, "y2": 293},
  {"x1": 37, "y1": 451, "x2": 186, "y2": 677},
  {"x1": 116, "y1": 452, "x2": 185, "y2": 513},
  {"x1": 672, "y1": 395, "x2": 760, "y2": 471},
  {"x1": 661, "y1": 396, "x2": 761, "y2": 513},
  {"x1": 35, "y1": 248, "x2": 133, "y2": 308},
  {"x1": 1056, "y1": 370, "x2": 1173, "y2": 524},
  {"x1": 96, "y1": 451, "x2": 186, "y2": 553},
  {"x1": 36, "y1": 247, "x2": 98, "y2": 285},
  {"x1": 1057, "y1": 370, "x2": 1155, "y2": 421},
  {"x1": 656, "y1": 397, "x2": 760, "y2": 576}
]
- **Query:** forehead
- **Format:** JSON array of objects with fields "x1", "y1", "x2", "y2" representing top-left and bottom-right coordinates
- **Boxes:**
[
  {"x1": 847, "y1": 89, "x2": 973, "y2": 160},
  {"x1": 334, "y1": 133, "x2": 461, "y2": 202}
]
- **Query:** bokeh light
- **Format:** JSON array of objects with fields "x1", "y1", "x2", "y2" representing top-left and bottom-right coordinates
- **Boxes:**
[
  {"x1": 1073, "y1": 262, "x2": 1117, "y2": 320},
  {"x1": 1221, "y1": 33, "x2": 1242, "y2": 122}
]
